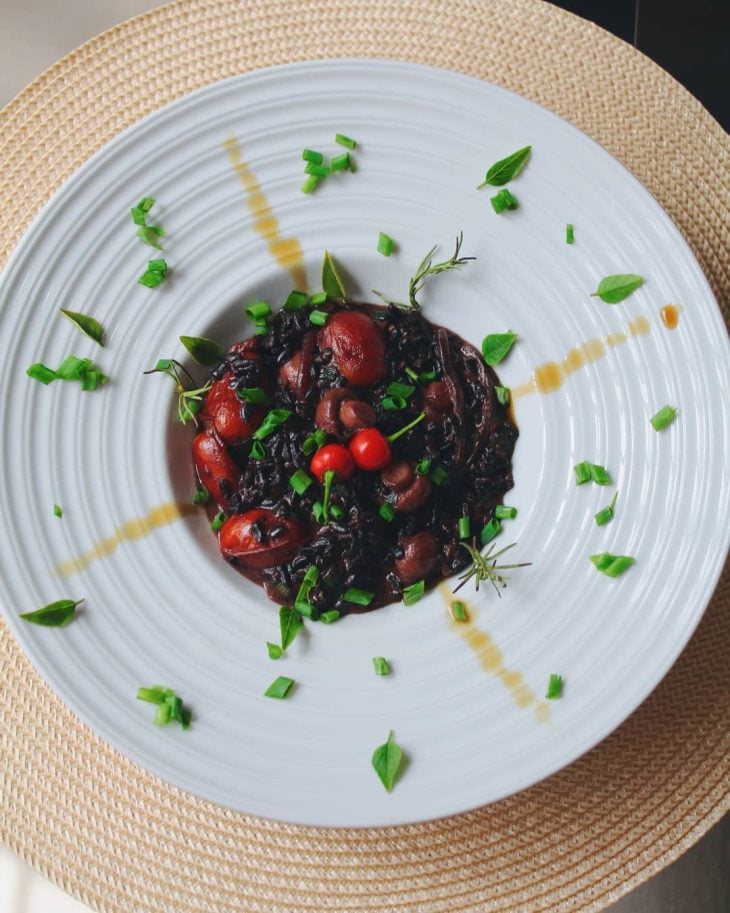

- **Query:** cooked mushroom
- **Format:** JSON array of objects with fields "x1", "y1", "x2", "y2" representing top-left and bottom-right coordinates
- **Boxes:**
[{"x1": 395, "y1": 531, "x2": 441, "y2": 584}]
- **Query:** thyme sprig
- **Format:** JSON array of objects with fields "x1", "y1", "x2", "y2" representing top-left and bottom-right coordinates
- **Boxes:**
[
  {"x1": 374, "y1": 231, "x2": 475, "y2": 309},
  {"x1": 144, "y1": 358, "x2": 211, "y2": 424},
  {"x1": 453, "y1": 539, "x2": 531, "y2": 596}
]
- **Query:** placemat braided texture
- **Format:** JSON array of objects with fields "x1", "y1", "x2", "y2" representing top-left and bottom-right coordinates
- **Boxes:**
[{"x1": 0, "y1": 1, "x2": 728, "y2": 911}]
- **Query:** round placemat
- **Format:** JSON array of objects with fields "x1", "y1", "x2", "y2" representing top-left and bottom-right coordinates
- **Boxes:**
[{"x1": 0, "y1": 1, "x2": 727, "y2": 911}]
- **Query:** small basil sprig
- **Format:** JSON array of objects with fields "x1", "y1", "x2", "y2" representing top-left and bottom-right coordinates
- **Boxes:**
[
  {"x1": 478, "y1": 145, "x2": 531, "y2": 188},
  {"x1": 179, "y1": 335, "x2": 224, "y2": 367},
  {"x1": 59, "y1": 308, "x2": 105, "y2": 346},
  {"x1": 371, "y1": 730, "x2": 405, "y2": 792},
  {"x1": 590, "y1": 274, "x2": 644, "y2": 304},
  {"x1": 20, "y1": 598, "x2": 83, "y2": 627},
  {"x1": 143, "y1": 358, "x2": 210, "y2": 424},
  {"x1": 482, "y1": 331, "x2": 517, "y2": 365},
  {"x1": 322, "y1": 250, "x2": 347, "y2": 299}
]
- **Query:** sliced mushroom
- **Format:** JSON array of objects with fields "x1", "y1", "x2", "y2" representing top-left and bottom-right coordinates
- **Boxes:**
[{"x1": 381, "y1": 461, "x2": 432, "y2": 513}]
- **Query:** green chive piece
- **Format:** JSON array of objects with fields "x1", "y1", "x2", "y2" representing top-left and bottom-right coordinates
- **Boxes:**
[
  {"x1": 322, "y1": 468, "x2": 335, "y2": 522},
  {"x1": 450, "y1": 600, "x2": 469, "y2": 622},
  {"x1": 192, "y1": 485, "x2": 211, "y2": 505},
  {"x1": 312, "y1": 501, "x2": 325, "y2": 523},
  {"x1": 546, "y1": 674, "x2": 564, "y2": 699},
  {"x1": 480, "y1": 517, "x2": 501, "y2": 544},
  {"x1": 246, "y1": 301, "x2": 271, "y2": 321},
  {"x1": 136, "y1": 685, "x2": 173, "y2": 704},
  {"x1": 284, "y1": 290, "x2": 310, "y2": 310},
  {"x1": 264, "y1": 675, "x2": 295, "y2": 699},
  {"x1": 26, "y1": 363, "x2": 58, "y2": 385},
  {"x1": 574, "y1": 461, "x2": 591, "y2": 485},
  {"x1": 377, "y1": 232, "x2": 396, "y2": 257},
  {"x1": 252, "y1": 408, "x2": 292, "y2": 440},
  {"x1": 494, "y1": 505, "x2": 517, "y2": 520},
  {"x1": 387, "y1": 410, "x2": 426, "y2": 443},
  {"x1": 320, "y1": 610, "x2": 341, "y2": 624},
  {"x1": 343, "y1": 587, "x2": 374, "y2": 606},
  {"x1": 290, "y1": 469, "x2": 313, "y2": 495},
  {"x1": 403, "y1": 579, "x2": 425, "y2": 606},
  {"x1": 335, "y1": 133, "x2": 357, "y2": 149},
  {"x1": 302, "y1": 149, "x2": 324, "y2": 164},
  {"x1": 371, "y1": 730, "x2": 404, "y2": 792},
  {"x1": 490, "y1": 188, "x2": 519, "y2": 214},
  {"x1": 330, "y1": 152, "x2": 351, "y2": 171},
  {"x1": 594, "y1": 491, "x2": 619, "y2": 527},
  {"x1": 589, "y1": 552, "x2": 635, "y2": 578},
  {"x1": 137, "y1": 685, "x2": 191, "y2": 729},
  {"x1": 301, "y1": 174, "x2": 321, "y2": 194},
  {"x1": 415, "y1": 458, "x2": 432, "y2": 475},
  {"x1": 494, "y1": 385, "x2": 511, "y2": 405},
  {"x1": 138, "y1": 259, "x2": 168, "y2": 288},
  {"x1": 330, "y1": 504, "x2": 345, "y2": 519},
  {"x1": 137, "y1": 225, "x2": 164, "y2": 249},
  {"x1": 179, "y1": 335, "x2": 224, "y2": 366},
  {"x1": 147, "y1": 258, "x2": 167, "y2": 274},
  {"x1": 305, "y1": 161, "x2": 331, "y2": 177},
  {"x1": 373, "y1": 656, "x2": 390, "y2": 676},
  {"x1": 566, "y1": 224, "x2": 575, "y2": 244},
  {"x1": 136, "y1": 196, "x2": 156, "y2": 214},
  {"x1": 430, "y1": 466, "x2": 449, "y2": 486},
  {"x1": 302, "y1": 428, "x2": 327, "y2": 456},
  {"x1": 309, "y1": 309, "x2": 329, "y2": 326},
  {"x1": 386, "y1": 381, "x2": 416, "y2": 399},
  {"x1": 348, "y1": 156, "x2": 357, "y2": 173},
  {"x1": 53, "y1": 504, "x2": 63, "y2": 518},
  {"x1": 237, "y1": 387, "x2": 267, "y2": 404},
  {"x1": 381, "y1": 396, "x2": 407, "y2": 411},
  {"x1": 379, "y1": 502, "x2": 396, "y2": 522},
  {"x1": 59, "y1": 308, "x2": 105, "y2": 346},
  {"x1": 211, "y1": 511, "x2": 226, "y2": 532},
  {"x1": 574, "y1": 461, "x2": 612, "y2": 486},
  {"x1": 309, "y1": 291, "x2": 327, "y2": 305},
  {"x1": 19, "y1": 597, "x2": 83, "y2": 627},
  {"x1": 458, "y1": 516, "x2": 471, "y2": 540},
  {"x1": 650, "y1": 405, "x2": 678, "y2": 431},
  {"x1": 154, "y1": 702, "x2": 171, "y2": 726},
  {"x1": 250, "y1": 440, "x2": 266, "y2": 460}
]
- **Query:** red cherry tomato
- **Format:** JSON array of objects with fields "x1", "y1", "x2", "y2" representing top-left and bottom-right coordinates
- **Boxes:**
[
  {"x1": 310, "y1": 444, "x2": 355, "y2": 482},
  {"x1": 348, "y1": 428, "x2": 392, "y2": 471}
]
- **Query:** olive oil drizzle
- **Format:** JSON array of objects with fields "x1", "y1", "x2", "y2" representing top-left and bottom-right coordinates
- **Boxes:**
[
  {"x1": 222, "y1": 136, "x2": 308, "y2": 291},
  {"x1": 54, "y1": 502, "x2": 197, "y2": 577}
]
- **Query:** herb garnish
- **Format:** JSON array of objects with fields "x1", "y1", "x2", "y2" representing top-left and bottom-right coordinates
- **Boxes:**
[
  {"x1": 320, "y1": 610, "x2": 341, "y2": 624},
  {"x1": 322, "y1": 250, "x2": 347, "y2": 300},
  {"x1": 132, "y1": 197, "x2": 165, "y2": 249},
  {"x1": 377, "y1": 232, "x2": 396, "y2": 257},
  {"x1": 373, "y1": 657, "x2": 390, "y2": 676},
  {"x1": 267, "y1": 642, "x2": 283, "y2": 660},
  {"x1": 387, "y1": 411, "x2": 426, "y2": 443},
  {"x1": 478, "y1": 146, "x2": 531, "y2": 188},
  {"x1": 279, "y1": 605, "x2": 304, "y2": 653},
  {"x1": 371, "y1": 730, "x2": 404, "y2": 792},
  {"x1": 264, "y1": 676, "x2": 295, "y2": 699},
  {"x1": 138, "y1": 258, "x2": 168, "y2": 288},
  {"x1": 590, "y1": 552, "x2": 635, "y2": 577},
  {"x1": 650, "y1": 405, "x2": 678, "y2": 431},
  {"x1": 343, "y1": 586, "x2": 374, "y2": 606},
  {"x1": 594, "y1": 491, "x2": 618, "y2": 527},
  {"x1": 27, "y1": 356, "x2": 108, "y2": 391},
  {"x1": 143, "y1": 358, "x2": 211, "y2": 424},
  {"x1": 566, "y1": 224, "x2": 575, "y2": 245},
  {"x1": 137, "y1": 685, "x2": 191, "y2": 729},
  {"x1": 546, "y1": 674, "x2": 564, "y2": 699},
  {"x1": 335, "y1": 133, "x2": 357, "y2": 150},
  {"x1": 180, "y1": 335, "x2": 224, "y2": 366},
  {"x1": 590, "y1": 274, "x2": 644, "y2": 304},
  {"x1": 131, "y1": 196, "x2": 156, "y2": 225},
  {"x1": 321, "y1": 468, "x2": 336, "y2": 522},
  {"x1": 294, "y1": 566, "x2": 319, "y2": 618},
  {"x1": 192, "y1": 485, "x2": 210, "y2": 505},
  {"x1": 480, "y1": 517, "x2": 501, "y2": 544},
  {"x1": 494, "y1": 385, "x2": 511, "y2": 405},
  {"x1": 574, "y1": 461, "x2": 612, "y2": 486},
  {"x1": 59, "y1": 308, "x2": 105, "y2": 346},
  {"x1": 210, "y1": 511, "x2": 226, "y2": 531},
  {"x1": 53, "y1": 504, "x2": 63, "y2": 518},
  {"x1": 407, "y1": 232, "x2": 474, "y2": 309},
  {"x1": 490, "y1": 188, "x2": 519, "y2": 214},
  {"x1": 494, "y1": 505, "x2": 517, "y2": 520},
  {"x1": 482, "y1": 332, "x2": 517, "y2": 365},
  {"x1": 302, "y1": 428, "x2": 327, "y2": 456},
  {"x1": 450, "y1": 600, "x2": 469, "y2": 622},
  {"x1": 454, "y1": 540, "x2": 531, "y2": 596},
  {"x1": 403, "y1": 580, "x2": 425, "y2": 605},
  {"x1": 20, "y1": 597, "x2": 83, "y2": 627},
  {"x1": 252, "y1": 408, "x2": 292, "y2": 440}
]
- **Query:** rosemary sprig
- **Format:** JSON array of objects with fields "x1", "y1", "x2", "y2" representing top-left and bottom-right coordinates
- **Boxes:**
[
  {"x1": 453, "y1": 539, "x2": 531, "y2": 596},
  {"x1": 144, "y1": 358, "x2": 211, "y2": 424},
  {"x1": 374, "y1": 231, "x2": 475, "y2": 309}
]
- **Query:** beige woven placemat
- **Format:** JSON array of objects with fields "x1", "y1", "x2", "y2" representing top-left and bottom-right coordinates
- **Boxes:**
[{"x1": 0, "y1": 1, "x2": 728, "y2": 910}]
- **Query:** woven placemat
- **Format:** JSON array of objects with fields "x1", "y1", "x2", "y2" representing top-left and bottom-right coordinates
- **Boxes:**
[{"x1": 1, "y1": 1, "x2": 728, "y2": 910}]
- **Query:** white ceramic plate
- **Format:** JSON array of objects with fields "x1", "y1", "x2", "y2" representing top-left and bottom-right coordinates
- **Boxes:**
[{"x1": 0, "y1": 60, "x2": 728, "y2": 827}]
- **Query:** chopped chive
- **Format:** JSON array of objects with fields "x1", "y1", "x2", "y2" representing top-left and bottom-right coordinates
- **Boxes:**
[
  {"x1": 304, "y1": 161, "x2": 331, "y2": 177},
  {"x1": 546, "y1": 674, "x2": 564, "y2": 699},
  {"x1": 574, "y1": 461, "x2": 591, "y2": 485},
  {"x1": 494, "y1": 504, "x2": 517, "y2": 520},
  {"x1": 335, "y1": 133, "x2": 357, "y2": 149},
  {"x1": 309, "y1": 309, "x2": 329, "y2": 326},
  {"x1": 403, "y1": 579, "x2": 425, "y2": 605},
  {"x1": 450, "y1": 600, "x2": 469, "y2": 622},
  {"x1": 650, "y1": 405, "x2": 678, "y2": 431},
  {"x1": 289, "y1": 469, "x2": 313, "y2": 495},
  {"x1": 136, "y1": 196, "x2": 156, "y2": 214},
  {"x1": 343, "y1": 587, "x2": 374, "y2": 606},
  {"x1": 320, "y1": 609, "x2": 341, "y2": 624},
  {"x1": 458, "y1": 516, "x2": 471, "y2": 540},
  {"x1": 330, "y1": 504, "x2": 345, "y2": 519},
  {"x1": 211, "y1": 511, "x2": 226, "y2": 532},
  {"x1": 264, "y1": 676, "x2": 295, "y2": 699},
  {"x1": 415, "y1": 458, "x2": 432, "y2": 475},
  {"x1": 594, "y1": 491, "x2": 619, "y2": 527},
  {"x1": 302, "y1": 149, "x2": 324, "y2": 164},
  {"x1": 494, "y1": 385, "x2": 511, "y2": 405},
  {"x1": 566, "y1": 224, "x2": 575, "y2": 244},
  {"x1": 377, "y1": 232, "x2": 396, "y2": 257},
  {"x1": 322, "y1": 468, "x2": 335, "y2": 522},
  {"x1": 26, "y1": 363, "x2": 58, "y2": 385},
  {"x1": 387, "y1": 410, "x2": 426, "y2": 443},
  {"x1": 589, "y1": 552, "x2": 635, "y2": 577},
  {"x1": 302, "y1": 428, "x2": 327, "y2": 456},
  {"x1": 301, "y1": 174, "x2": 321, "y2": 194},
  {"x1": 154, "y1": 702, "x2": 171, "y2": 726},
  {"x1": 252, "y1": 408, "x2": 292, "y2": 440},
  {"x1": 490, "y1": 188, "x2": 519, "y2": 214},
  {"x1": 430, "y1": 466, "x2": 449, "y2": 486},
  {"x1": 192, "y1": 485, "x2": 211, "y2": 505},
  {"x1": 246, "y1": 301, "x2": 271, "y2": 321},
  {"x1": 53, "y1": 504, "x2": 63, "y2": 518},
  {"x1": 405, "y1": 367, "x2": 419, "y2": 382},
  {"x1": 137, "y1": 685, "x2": 190, "y2": 729},
  {"x1": 312, "y1": 501, "x2": 325, "y2": 523},
  {"x1": 373, "y1": 656, "x2": 390, "y2": 676},
  {"x1": 237, "y1": 386, "x2": 267, "y2": 404},
  {"x1": 381, "y1": 396, "x2": 407, "y2": 411},
  {"x1": 480, "y1": 517, "x2": 501, "y2": 544},
  {"x1": 379, "y1": 502, "x2": 396, "y2": 522},
  {"x1": 309, "y1": 291, "x2": 327, "y2": 305},
  {"x1": 386, "y1": 381, "x2": 416, "y2": 399},
  {"x1": 138, "y1": 267, "x2": 166, "y2": 288},
  {"x1": 137, "y1": 226, "x2": 164, "y2": 249},
  {"x1": 330, "y1": 152, "x2": 351, "y2": 171},
  {"x1": 254, "y1": 323, "x2": 270, "y2": 336},
  {"x1": 136, "y1": 685, "x2": 173, "y2": 704},
  {"x1": 348, "y1": 156, "x2": 357, "y2": 173},
  {"x1": 284, "y1": 290, "x2": 310, "y2": 310},
  {"x1": 250, "y1": 440, "x2": 266, "y2": 460},
  {"x1": 147, "y1": 258, "x2": 167, "y2": 274},
  {"x1": 574, "y1": 461, "x2": 612, "y2": 486}
]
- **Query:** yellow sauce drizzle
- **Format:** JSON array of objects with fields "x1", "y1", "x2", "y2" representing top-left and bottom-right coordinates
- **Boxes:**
[
  {"x1": 222, "y1": 136, "x2": 308, "y2": 291},
  {"x1": 439, "y1": 584, "x2": 549, "y2": 723},
  {"x1": 54, "y1": 502, "x2": 196, "y2": 577},
  {"x1": 660, "y1": 304, "x2": 682, "y2": 329}
]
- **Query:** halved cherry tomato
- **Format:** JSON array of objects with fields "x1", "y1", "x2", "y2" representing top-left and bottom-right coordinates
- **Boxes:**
[
  {"x1": 218, "y1": 508, "x2": 306, "y2": 569},
  {"x1": 192, "y1": 431, "x2": 239, "y2": 509},
  {"x1": 310, "y1": 443, "x2": 355, "y2": 482},
  {"x1": 320, "y1": 311, "x2": 386, "y2": 386},
  {"x1": 348, "y1": 427, "x2": 392, "y2": 471}
]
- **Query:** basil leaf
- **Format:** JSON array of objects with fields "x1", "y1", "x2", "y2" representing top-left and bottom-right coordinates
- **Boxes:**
[
  {"x1": 371, "y1": 730, "x2": 404, "y2": 792},
  {"x1": 322, "y1": 250, "x2": 347, "y2": 300},
  {"x1": 590, "y1": 274, "x2": 644, "y2": 304},
  {"x1": 266, "y1": 642, "x2": 283, "y2": 660},
  {"x1": 179, "y1": 335, "x2": 224, "y2": 366},
  {"x1": 20, "y1": 598, "x2": 83, "y2": 627},
  {"x1": 59, "y1": 308, "x2": 105, "y2": 346},
  {"x1": 481, "y1": 331, "x2": 518, "y2": 365},
  {"x1": 479, "y1": 145, "x2": 531, "y2": 187},
  {"x1": 279, "y1": 606, "x2": 303, "y2": 652}
]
